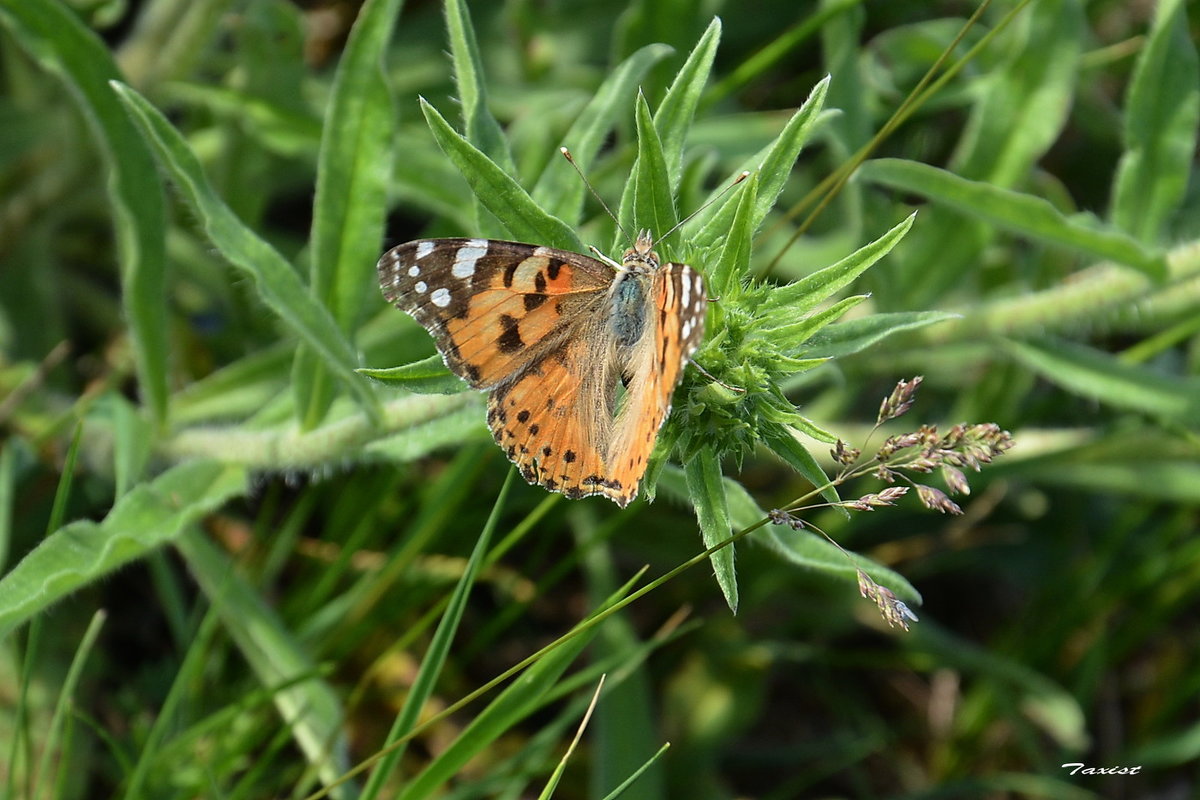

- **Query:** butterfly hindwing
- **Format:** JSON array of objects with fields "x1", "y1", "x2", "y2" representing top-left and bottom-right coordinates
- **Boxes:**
[{"x1": 378, "y1": 239, "x2": 611, "y2": 388}]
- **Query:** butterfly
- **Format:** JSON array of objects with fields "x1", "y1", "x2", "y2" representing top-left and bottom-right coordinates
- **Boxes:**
[{"x1": 377, "y1": 231, "x2": 707, "y2": 507}]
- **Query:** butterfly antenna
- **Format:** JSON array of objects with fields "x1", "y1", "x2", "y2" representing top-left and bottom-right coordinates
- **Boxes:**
[
  {"x1": 659, "y1": 170, "x2": 751, "y2": 244},
  {"x1": 560, "y1": 147, "x2": 632, "y2": 243}
]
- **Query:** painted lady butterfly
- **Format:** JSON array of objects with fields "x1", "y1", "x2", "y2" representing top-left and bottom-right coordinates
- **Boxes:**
[{"x1": 377, "y1": 231, "x2": 707, "y2": 507}]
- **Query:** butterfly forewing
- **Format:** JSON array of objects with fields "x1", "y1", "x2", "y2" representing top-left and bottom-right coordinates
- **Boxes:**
[{"x1": 377, "y1": 239, "x2": 611, "y2": 388}]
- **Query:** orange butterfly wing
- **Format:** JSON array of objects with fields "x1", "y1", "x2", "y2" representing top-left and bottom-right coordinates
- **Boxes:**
[
  {"x1": 378, "y1": 237, "x2": 707, "y2": 507},
  {"x1": 378, "y1": 239, "x2": 610, "y2": 388}
]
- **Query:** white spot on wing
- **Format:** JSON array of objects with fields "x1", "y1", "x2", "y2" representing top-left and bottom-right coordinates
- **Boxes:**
[
  {"x1": 408, "y1": 265, "x2": 420, "y2": 277},
  {"x1": 430, "y1": 287, "x2": 451, "y2": 307},
  {"x1": 680, "y1": 271, "x2": 691, "y2": 308},
  {"x1": 452, "y1": 242, "x2": 489, "y2": 279},
  {"x1": 415, "y1": 241, "x2": 435, "y2": 260},
  {"x1": 415, "y1": 281, "x2": 427, "y2": 293}
]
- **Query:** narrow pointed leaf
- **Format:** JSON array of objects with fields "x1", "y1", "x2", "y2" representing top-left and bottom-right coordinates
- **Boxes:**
[
  {"x1": 296, "y1": 0, "x2": 405, "y2": 427},
  {"x1": 862, "y1": 159, "x2": 1167, "y2": 279},
  {"x1": 421, "y1": 98, "x2": 582, "y2": 252},
  {"x1": 1110, "y1": 0, "x2": 1199, "y2": 243},
  {"x1": 358, "y1": 355, "x2": 467, "y2": 394},
  {"x1": 0, "y1": 0, "x2": 168, "y2": 424},
  {"x1": 761, "y1": 423, "x2": 839, "y2": 506},
  {"x1": 684, "y1": 447, "x2": 738, "y2": 613},
  {"x1": 444, "y1": 0, "x2": 513, "y2": 171},
  {"x1": 632, "y1": 92, "x2": 677, "y2": 242},
  {"x1": 1003, "y1": 339, "x2": 1200, "y2": 424},
  {"x1": 690, "y1": 76, "x2": 829, "y2": 248},
  {"x1": 654, "y1": 16, "x2": 721, "y2": 187},
  {"x1": 710, "y1": 170, "x2": 758, "y2": 296},
  {"x1": 111, "y1": 82, "x2": 382, "y2": 423},
  {"x1": 799, "y1": 310, "x2": 960, "y2": 358},
  {"x1": 761, "y1": 294, "x2": 868, "y2": 355},
  {"x1": 532, "y1": 43, "x2": 672, "y2": 223},
  {"x1": 761, "y1": 212, "x2": 914, "y2": 314}
]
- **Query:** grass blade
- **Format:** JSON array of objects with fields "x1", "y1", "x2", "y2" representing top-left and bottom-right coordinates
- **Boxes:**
[
  {"x1": 394, "y1": 594, "x2": 605, "y2": 799},
  {"x1": 1003, "y1": 339, "x2": 1200, "y2": 424},
  {"x1": 536, "y1": 676, "x2": 605, "y2": 800},
  {"x1": 0, "y1": 0, "x2": 168, "y2": 425},
  {"x1": 862, "y1": 159, "x2": 1168, "y2": 279},
  {"x1": 361, "y1": 471, "x2": 514, "y2": 798},
  {"x1": 1109, "y1": 0, "x2": 1199, "y2": 243},
  {"x1": 110, "y1": 81, "x2": 383, "y2": 424},
  {"x1": 296, "y1": 0, "x2": 405, "y2": 427},
  {"x1": 0, "y1": 461, "x2": 246, "y2": 641},
  {"x1": 176, "y1": 531, "x2": 352, "y2": 797},
  {"x1": 35, "y1": 610, "x2": 105, "y2": 799}
]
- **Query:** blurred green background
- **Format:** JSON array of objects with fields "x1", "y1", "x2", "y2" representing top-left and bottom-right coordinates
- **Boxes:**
[{"x1": 1, "y1": 0, "x2": 1198, "y2": 797}]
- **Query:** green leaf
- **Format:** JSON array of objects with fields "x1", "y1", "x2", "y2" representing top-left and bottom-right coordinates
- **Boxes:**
[
  {"x1": 761, "y1": 423, "x2": 840, "y2": 505},
  {"x1": 760, "y1": 294, "x2": 868, "y2": 356},
  {"x1": 0, "y1": 443, "x2": 17, "y2": 573},
  {"x1": 0, "y1": 0, "x2": 168, "y2": 425},
  {"x1": 951, "y1": 0, "x2": 1083, "y2": 186},
  {"x1": 531, "y1": 43, "x2": 672, "y2": 224},
  {"x1": 893, "y1": 0, "x2": 1084, "y2": 306},
  {"x1": 110, "y1": 81, "x2": 383, "y2": 424},
  {"x1": 358, "y1": 355, "x2": 468, "y2": 395},
  {"x1": 689, "y1": 76, "x2": 829, "y2": 250},
  {"x1": 760, "y1": 212, "x2": 914, "y2": 314},
  {"x1": 631, "y1": 91, "x2": 677, "y2": 243},
  {"x1": 1003, "y1": 338, "x2": 1200, "y2": 424},
  {"x1": 653, "y1": 16, "x2": 721, "y2": 189},
  {"x1": 109, "y1": 393, "x2": 152, "y2": 498},
  {"x1": 684, "y1": 447, "x2": 738, "y2": 614},
  {"x1": 420, "y1": 97, "x2": 583, "y2": 252},
  {"x1": 0, "y1": 461, "x2": 247, "y2": 641},
  {"x1": 861, "y1": 159, "x2": 1168, "y2": 279},
  {"x1": 295, "y1": 0, "x2": 405, "y2": 427},
  {"x1": 799, "y1": 310, "x2": 960, "y2": 358},
  {"x1": 362, "y1": 473, "x2": 512, "y2": 798},
  {"x1": 709, "y1": 170, "x2": 758, "y2": 297},
  {"x1": 176, "y1": 530, "x2": 350, "y2": 795},
  {"x1": 444, "y1": 0, "x2": 513, "y2": 172},
  {"x1": 1110, "y1": 0, "x2": 1200, "y2": 243}
]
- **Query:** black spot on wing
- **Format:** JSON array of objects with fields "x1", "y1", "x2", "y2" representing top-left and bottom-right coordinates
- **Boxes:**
[{"x1": 498, "y1": 314, "x2": 524, "y2": 353}]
